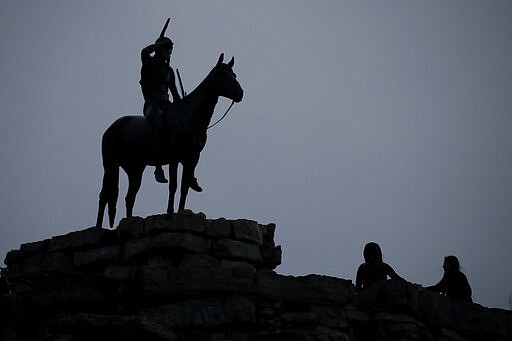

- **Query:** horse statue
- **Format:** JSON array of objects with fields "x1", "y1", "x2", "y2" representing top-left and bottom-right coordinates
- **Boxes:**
[{"x1": 96, "y1": 53, "x2": 243, "y2": 228}]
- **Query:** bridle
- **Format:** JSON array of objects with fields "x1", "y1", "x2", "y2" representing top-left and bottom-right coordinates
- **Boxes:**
[{"x1": 207, "y1": 100, "x2": 235, "y2": 130}]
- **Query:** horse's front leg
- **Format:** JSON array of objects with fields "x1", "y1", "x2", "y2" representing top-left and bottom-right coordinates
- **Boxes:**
[
  {"x1": 178, "y1": 165, "x2": 191, "y2": 212},
  {"x1": 124, "y1": 165, "x2": 145, "y2": 218},
  {"x1": 167, "y1": 161, "x2": 178, "y2": 214},
  {"x1": 178, "y1": 155, "x2": 200, "y2": 212}
]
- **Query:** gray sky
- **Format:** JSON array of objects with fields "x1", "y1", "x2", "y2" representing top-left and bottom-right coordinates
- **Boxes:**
[{"x1": 1, "y1": 1, "x2": 511, "y2": 309}]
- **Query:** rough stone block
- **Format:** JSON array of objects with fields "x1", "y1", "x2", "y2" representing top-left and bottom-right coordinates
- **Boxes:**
[
  {"x1": 417, "y1": 290, "x2": 456, "y2": 329},
  {"x1": 144, "y1": 214, "x2": 180, "y2": 235},
  {"x1": 4, "y1": 249, "x2": 23, "y2": 266},
  {"x1": 212, "y1": 239, "x2": 262, "y2": 263},
  {"x1": 183, "y1": 299, "x2": 228, "y2": 327},
  {"x1": 312, "y1": 306, "x2": 349, "y2": 329},
  {"x1": 261, "y1": 245, "x2": 282, "y2": 269},
  {"x1": 54, "y1": 313, "x2": 178, "y2": 340},
  {"x1": 73, "y1": 245, "x2": 123, "y2": 268},
  {"x1": 281, "y1": 311, "x2": 319, "y2": 325},
  {"x1": 23, "y1": 251, "x2": 74, "y2": 274},
  {"x1": 140, "y1": 260, "x2": 255, "y2": 297},
  {"x1": 103, "y1": 264, "x2": 139, "y2": 281},
  {"x1": 179, "y1": 254, "x2": 219, "y2": 267},
  {"x1": 48, "y1": 227, "x2": 112, "y2": 252},
  {"x1": 260, "y1": 223, "x2": 276, "y2": 246},
  {"x1": 28, "y1": 273, "x2": 116, "y2": 310},
  {"x1": 450, "y1": 300, "x2": 510, "y2": 339},
  {"x1": 137, "y1": 299, "x2": 227, "y2": 329},
  {"x1": 232, "y1": 219, "x2": 263, "y2": 245},
  {"x1": 124, "y1": 232, "x2": 210, "y2": 261},
  {"x1": 220, "y1": 260, "x2": 257, "y2": 279},
  {"x1": 314, "y1": 326, "x2": 350, "y2": 341},
  {"x1": 145, "y1": 212, "x2": 206, "y2": 236},
  {"x1": 438, "y1": 328, "x2": 470, "y2": 341},
  {"x1": 256, "y1": 271, "x2": 354, "y2": 305},
  {"x1": 136, "y1": 302, "x2": 185, "y2": 329},
  {"x1": 138, "y1": 297, "x2": 251, "y2": 329},
  {"x1": 374, "y1": 312, "x2": 428, "y2": 339},
  {"x1": 342, "y1": 306, "x2": 369, "y2": 322},
  {"x1": 224, "y1": 296, "x2": 256, "y2": 324},
  {"x1": 206, "y1": 218, "x2": 232, "y2": 238},
  {"x1": 117, "y1": 216, "x2": 145, "y2": 240},
  {"x1": 176, "y1": 210, "x2": 207, "y2": 234},
  {"x1": 20, "y1": 239, "x2": 50, "y2": 257}
]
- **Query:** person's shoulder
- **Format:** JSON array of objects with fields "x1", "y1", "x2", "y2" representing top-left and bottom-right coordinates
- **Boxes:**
[
  {"x1": 456, "y1": 271, "x2": 469, "y2": 281},
  {"x1": 357, "y1": 263, "x2": 367, "y2": 272}
]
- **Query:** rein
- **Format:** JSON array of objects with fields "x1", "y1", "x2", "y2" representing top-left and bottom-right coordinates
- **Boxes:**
[{"x1": 207, "y1": 100, "x2": 235, "y2": 130}]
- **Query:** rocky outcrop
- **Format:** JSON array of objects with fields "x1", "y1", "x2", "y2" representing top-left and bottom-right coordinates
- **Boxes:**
[{"x1": 1, "y1": 212, "x2": 511, "y2": 340}]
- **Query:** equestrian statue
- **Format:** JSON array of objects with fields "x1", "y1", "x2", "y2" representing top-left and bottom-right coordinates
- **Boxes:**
[{"x1": 96, "y1": 19, "x2": 243, "y2": 228}]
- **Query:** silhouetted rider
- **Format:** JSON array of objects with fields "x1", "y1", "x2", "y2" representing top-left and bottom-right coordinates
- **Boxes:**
[{"x1": 140, "y1": 34, "x2": 181, "y2": 184}]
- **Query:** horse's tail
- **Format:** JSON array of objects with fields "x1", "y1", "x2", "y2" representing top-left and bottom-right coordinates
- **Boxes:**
[{"x1": 96, "y1": 128, "x2": 120, "y2": 228}]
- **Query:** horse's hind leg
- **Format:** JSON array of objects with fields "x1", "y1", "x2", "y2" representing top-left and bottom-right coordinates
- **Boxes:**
[
  {"x1": 178, "y1": 172, "x2": 190, "y2": 212},
  {"x1": 167, "y1": 161, "x2": 178, "y2": 214},
  {"x1": 124, "y1": 165, "x2": 145, "y2": 218},
  {"x1": 96, "y1": 165, "x2": 119, "y2": 228}
]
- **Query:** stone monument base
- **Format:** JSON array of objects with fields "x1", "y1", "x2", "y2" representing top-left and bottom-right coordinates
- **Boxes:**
[{"x1": 2, "y1": 212, "x2": 511, "y2": 340}]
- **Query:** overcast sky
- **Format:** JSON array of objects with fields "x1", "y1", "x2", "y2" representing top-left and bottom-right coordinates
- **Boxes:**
[{"x1": 1, "y1": 1, "x2": 511, "y2": 309}]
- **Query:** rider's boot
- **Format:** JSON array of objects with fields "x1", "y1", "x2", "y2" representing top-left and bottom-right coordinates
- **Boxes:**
[
  {"x1": 189, "y1": 177, "x2": 203, "y2": 192},
  {"x1": 154, "y1": 165, "x2": 168, "y2": 183}
]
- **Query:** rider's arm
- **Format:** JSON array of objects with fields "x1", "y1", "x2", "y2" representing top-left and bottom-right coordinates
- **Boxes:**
[{"x1": 141, "y1": 44, "x2": 157, "y2": 63}]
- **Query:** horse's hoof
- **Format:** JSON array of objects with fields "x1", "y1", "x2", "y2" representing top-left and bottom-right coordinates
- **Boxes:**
[{"x1": 163, "y1": 212, "x2": 174, "y2": 219}]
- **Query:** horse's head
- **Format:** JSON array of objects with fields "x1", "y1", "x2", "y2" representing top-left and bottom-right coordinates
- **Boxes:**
[{"x1": 206, "y1": 53, "x2": 244, "y2": 103}]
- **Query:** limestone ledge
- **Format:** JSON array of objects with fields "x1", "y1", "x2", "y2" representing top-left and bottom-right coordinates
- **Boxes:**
[
  {"x1": 4, "y1": 211, "x2": 282, "y2": 277},
  {"x1": 1, "y1": 212, "x2": 511, "y2": 341}
]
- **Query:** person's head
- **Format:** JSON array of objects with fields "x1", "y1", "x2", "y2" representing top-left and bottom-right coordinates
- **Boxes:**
[
  {"x1": 155, "y1": 37, "x2": 173, "y2": 60},
  {"x1": 443, "y1": 255, "x2": 460, "y2": 273},
  {"x1": 363, "y1": 242, "x2": 383, "y2": 264}
]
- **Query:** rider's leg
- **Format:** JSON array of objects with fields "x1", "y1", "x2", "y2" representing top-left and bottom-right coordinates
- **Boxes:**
[{"x1": 151, "y1": 102, "x2": 168, "y2": 184}]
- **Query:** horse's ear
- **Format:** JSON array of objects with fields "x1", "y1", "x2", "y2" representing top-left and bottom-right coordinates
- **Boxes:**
[
  {"x1": 217, "y1": 53, "x2": 224, "y2": 66},
  {"x1": 227, "y1": 56, "x2": 234, "y2": 68}
]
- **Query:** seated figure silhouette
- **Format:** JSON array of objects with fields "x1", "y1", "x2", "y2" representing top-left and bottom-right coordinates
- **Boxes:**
[
  {"x1": 355, "y1": 242, "x2": 403, "y2": 292},
  {"x1": 427, "y1": 255, "x2": 472, "y2": 302}
]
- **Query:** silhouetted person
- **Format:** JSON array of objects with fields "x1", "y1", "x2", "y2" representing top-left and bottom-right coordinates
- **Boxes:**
[
  {"x1": 427, "y1": 255, "x2": 472, "y2": 302},
  {"x1": 355, "y1": 242, "x2": 403, "y2": 292},
  {"x1": 140, "y1": 23, "x2": 181, "y2": 184},
  {"x1": 140, "y1": 20, "x2": 202, "y2": 191}
]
